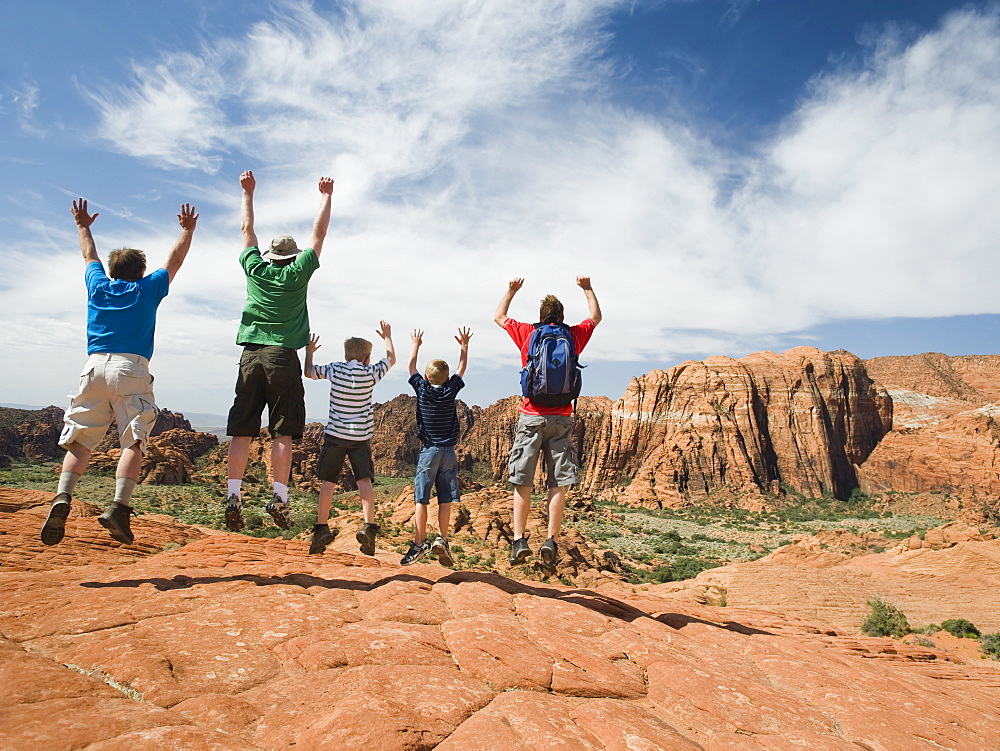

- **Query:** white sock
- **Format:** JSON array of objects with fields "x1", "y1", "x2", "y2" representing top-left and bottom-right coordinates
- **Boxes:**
[
  {"x1": 273, "y1": 482, "x2": 289, "y2": 503},
  {"x1": 114, "y1": 477, "x2": 137, "y2": 507},
  {"x1": 227, "y1": 479, "x2": 242, "y2": 501},
  {"x1": 57, "y1": 471, "x2": 81, "y2": 498}
]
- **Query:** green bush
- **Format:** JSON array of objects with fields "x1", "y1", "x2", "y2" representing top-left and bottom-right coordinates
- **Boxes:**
[
  {"x1": 980, "y1": 633, "x2": 1000, "y2": 660},
  {"x1": 941, "y1": 618, "x2": 981, "y2": 639},
  {"x1": 861, "y1": 597, "x2": 910, "y2": 638}
]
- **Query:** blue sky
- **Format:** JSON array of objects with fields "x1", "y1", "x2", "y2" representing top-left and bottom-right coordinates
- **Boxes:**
[{"x1": 3, "y1": 0, "x2": 999, "y2": 421}]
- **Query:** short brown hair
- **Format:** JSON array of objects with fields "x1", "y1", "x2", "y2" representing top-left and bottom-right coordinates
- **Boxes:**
[
  {"x1": 107, "y1": 248, "x2": 147, "y2": 281},
  {"x1": 539, "y1": 294, "x2": 564, "y2": 323},
  {"x1": 424, "y1": 359, "x2": 449, "y2": 385},
  {"x1": 344, "y1": 337, "x2": 373, "y2": 362}
]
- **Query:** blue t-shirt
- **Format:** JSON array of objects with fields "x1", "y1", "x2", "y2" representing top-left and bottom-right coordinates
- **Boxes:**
[
  {"x1": 409, "y1": 373, "x2": 465, "y2": 447},
  {"x1": 85, "y1": 262, "x2": 169, "y2": 360}
]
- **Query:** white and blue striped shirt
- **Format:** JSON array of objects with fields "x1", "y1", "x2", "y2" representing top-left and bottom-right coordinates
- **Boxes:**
[{"x1": 313, "y1": 358, "x2": 391, "y2": 440}]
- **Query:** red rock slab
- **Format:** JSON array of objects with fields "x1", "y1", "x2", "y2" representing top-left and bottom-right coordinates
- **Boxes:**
[
  {"x1": 513, "y1": 590, "x2": 619, "y2": 637},
  {"x1": 170, "y1": 693, "x2": 261, "y2": 737},
  {"x1": 275, "y1": 621, "x2": 453, "y2": 670},
  {"x1": 81, "y1": 724, "x2": 249, "y2": 750},
  {"x1": 438, "y1": 691, "x2": 700, "y2": 750},
  {"x1": 249, "y1": 665, "x2": 494, "y2": 749},
  {"x1": 432, "y1": 576, "x2": 518, "y2": 618},
  {"x1": 0, "y1": 636, "x2": 119, "y2": 706},
  {"x1": 442, "y1": 614, "x2": 554, "y2": 691},
  {"x1": 356, "y1": 576, "x2": 452, "y2": 625}
]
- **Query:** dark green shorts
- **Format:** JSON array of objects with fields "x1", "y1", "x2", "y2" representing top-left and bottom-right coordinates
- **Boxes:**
[{"x1": 226, "y1": 345, "x2": 305, "y2": 438}]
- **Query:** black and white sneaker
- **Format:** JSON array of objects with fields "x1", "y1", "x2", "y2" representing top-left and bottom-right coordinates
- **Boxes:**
[
  {"x1": 400, "y1": 540, "x2": 429, "y2": 565},
  {"x1": 224, "y1": 495, "x2": 244, "y2": 531},
  {"x1": 430, "y1": 536, "x2": 454, "y2": 566},
  {"x1": 41, "y1": 493, "x2": 72, "y2": 546}
]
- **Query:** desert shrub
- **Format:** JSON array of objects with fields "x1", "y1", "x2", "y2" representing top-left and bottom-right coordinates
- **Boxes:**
[
  {"x1": 861, "y1": 597, "x2": 910, "y2": 638},
  {"x1": 941, "y1": 618, "x2": 981, "y2": 639},
  {"x1": 980, "y1": 633, "x2": 1000, "y2": 660}
]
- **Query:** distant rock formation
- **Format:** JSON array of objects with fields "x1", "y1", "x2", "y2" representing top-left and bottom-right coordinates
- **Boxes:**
[
  {"x1": 577, "y1": 347, "x2": 892, "y2": 507},
  {"x1": 0, "y1": 406, "x2": 64, "y2": 465}
]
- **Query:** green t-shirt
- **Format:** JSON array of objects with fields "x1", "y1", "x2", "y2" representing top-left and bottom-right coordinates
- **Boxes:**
[{"x1": 236, "y1": 246, "x2": 319, "y2": 348}]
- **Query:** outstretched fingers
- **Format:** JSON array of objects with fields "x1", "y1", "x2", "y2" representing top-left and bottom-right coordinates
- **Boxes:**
[
  {"x1": 455, "y1": 326, "x2": 473, "y2": 345},
  {"x1": 177, "y1": 203, "x2": 199, "y2": 229},
  {"x1": 71, "y1": 198, "x2": 98, "y2": 227}
]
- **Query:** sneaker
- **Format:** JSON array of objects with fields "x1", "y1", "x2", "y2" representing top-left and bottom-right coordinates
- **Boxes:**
[
  {"x1": 309, "y1": 524, "x2": 337, "y2": 555},
  {"x1": 540, "y1": 537, "x2": 559, "y2": 567},
  {"x1": 224, "y1": 495, "x2": 244, "y2": 531},
  {"x1": 265, "y1": 495, "x2": 291, "y2": 530},
  {"x1": 356, "y1": 523, "x2": 380, "y2": 556},
  {"x1": 98, "y1": 502, "x2": 135, "y2": 545},
  {"x1": 509, "y1": 536, "x2": 531, "y2": 566},
  {"x1": 430, "y1": 536, "x2": 454, "y2": 567},
  {"x1": 41, "y1": 493, "x2": 72, "y2": 546},
  {"x1": 400, "y1": 540, "x2": 429, "y2": 565}
]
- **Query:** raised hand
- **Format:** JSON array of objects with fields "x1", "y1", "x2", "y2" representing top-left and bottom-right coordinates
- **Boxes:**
[
  {"x1": 318, "y1": 177, "x2": 334, "y2": 194},
  {"x1": 71, "y1": 198, "x2": 98, "y2": 228},
  {"x1": 455, "y1": 327, "x2": 473, "y2": 347},
  {"x1": 177, "y1": 203, "x2": 199, "y2": 230},
  {"x1": 306, "y1": 333, "x2": 322, "y2": 353},
  {"x1": 240, "y1": 170, "x2": 256, "y2": 192}
]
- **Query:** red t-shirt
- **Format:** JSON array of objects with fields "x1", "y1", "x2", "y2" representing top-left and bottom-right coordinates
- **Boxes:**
[{"x1": 504, "y1": 318, "x2": 596, "y2": 416}]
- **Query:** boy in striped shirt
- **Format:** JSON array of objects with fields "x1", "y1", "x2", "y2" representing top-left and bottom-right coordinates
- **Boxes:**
[
  {"x1": 304, "y1": 322, "x2": 395, "y2": 555},
  {"x1": 400, "y1": 327, "x2": 472, "y2": 566}
]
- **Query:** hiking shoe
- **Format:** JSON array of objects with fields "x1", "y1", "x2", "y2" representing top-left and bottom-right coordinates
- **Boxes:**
[
  {"x1": 540, "y1": 537, "x2": 559, "y2": 567},
  {"x1": 265, "y1": 495, "x2": 291, "y2": 530},
  {"x1": 41, "y1": 493, "x2": 72, "y2": 546},
  {"x1": 430, "y1": 536, "x2": 454, "y2": 567},
  {"x1": 400, "y1": 540, "x2": 430, "y2": 566},
  {"x1": 509, "y1": 536, "x2": 531, "y2": 566},
  {"x1": 309, "y1": 524, "x2": 337, "y2": 555},
  {"x1": 98, "y1": 502, "x2": 135, "y2": 545},
  {"x1": 224, "y1": 495, "x2": 244, "y2": 531},
  {"x1": 356, "y1": 523, "x2": 380, "y2": 556}
]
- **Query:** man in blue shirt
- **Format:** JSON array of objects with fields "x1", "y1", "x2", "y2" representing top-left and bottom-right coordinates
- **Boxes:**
[{"x1": 41, "y1": 198, "x2": 198, "y2": 547}]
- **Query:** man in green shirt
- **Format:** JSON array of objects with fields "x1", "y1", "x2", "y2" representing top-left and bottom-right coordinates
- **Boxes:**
[{"x1": 224, "y1": 170, "x2": 333, "y2": 532}]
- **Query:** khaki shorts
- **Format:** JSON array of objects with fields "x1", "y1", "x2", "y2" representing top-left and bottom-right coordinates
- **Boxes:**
[
  {"x1": 507, "y1": 414, "x2": 579, "y2": 488},
  {"x1": 59, "y1": 353, "x2": 157, "y2": 453}
]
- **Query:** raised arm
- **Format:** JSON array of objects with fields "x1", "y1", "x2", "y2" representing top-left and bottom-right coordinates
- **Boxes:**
[
  {"x1": 162, "y1": 204, "x2": 199, "y2": 283},
  {"x1": 304, "y1": 334, "x2": 322, "y2": 380},
  {"x1": 576, "y1": 276, "x2": 602, "y2": 325},
  {"x1": 493, "y1": 277, "x2": 524, "y2": 327},
  {"x1": 455, "y1": 327, "x2": 472, "y2": 378},
  {"x1": 240, "y1": 170, "x2": 258, "y2": 250},
  {"x1": 377, "y1": 320, "x2": 396, "y2": 367},
  {"x1": 408, "y1": 330, "x2": 423, "y2": 376},
  {"x1": 71, "y1": 199, "x2": 101, "y2": 266},
  {"x1": 308, "y1": 177, "x2": 334, "y2": 259}
]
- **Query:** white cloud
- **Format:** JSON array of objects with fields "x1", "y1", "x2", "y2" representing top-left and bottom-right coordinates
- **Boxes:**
[{"x1": 6, "y1": 2, "x2": 1000, "y2": 413}]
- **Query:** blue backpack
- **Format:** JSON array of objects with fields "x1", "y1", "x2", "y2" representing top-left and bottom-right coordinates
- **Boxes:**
[{"x1": 520, "y1": 322, "x2": 583, "y2": 407}]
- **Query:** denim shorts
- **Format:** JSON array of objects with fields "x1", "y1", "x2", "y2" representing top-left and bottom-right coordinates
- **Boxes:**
[
  {"x1": 60, "y1": 353, "x2": 158, "y2": 453},
  {"x1": 507, "y1": 414, "x2": 579, "y2": 488},
  {"x1": 316, "y1": 434, "x2": 375, "y2": 483},
  {"x1": 414, "y1": 445, "x2": 460, "y2": 504},
  {"x1": 226, "y1": 345, "x2": 305, "y2": 438}
]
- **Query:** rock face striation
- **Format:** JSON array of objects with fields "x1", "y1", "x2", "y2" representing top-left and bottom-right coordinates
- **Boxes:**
[
  {"x1": 0, "y1": 406, "x2": 64, "y2": 466},
  {"x1": 575, "y1": 348, "x2": 892, "y2": 507},
  {"x1": 2, "y1": 486, "x2": 999, "y2": 750}
]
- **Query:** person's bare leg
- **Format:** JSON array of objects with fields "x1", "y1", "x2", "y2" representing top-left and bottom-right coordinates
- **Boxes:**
[
  {"x1": 437, "y1": 501, "x2": 452, "y2": 540},
  {"x1": 227, "y1": 436, "x2": 252, "y2": 480},
  {"x1": 317, "y1": 480, "x2": 336, "y2": 525},
  {"x1": 413, "y1": 503, "x2": 428, "y2": 544},
  {"x1": 513, "y1": 484, "x2": 532, "y2": 539},
  {"x1": 116, "y1": 443, "x2": 142, "y2": 482},
  {"x1": 357, "y1": 478, "x2": 375, "y2": 524},
  {"x1": 271, "y1": 435, "x2": 293, "y2": 486},
  {"x1": 546, "y1": 486, "x2": 566, "y2": 540},
  {"x1": 61, "y1": 442, "x2": 91, "y2": 476}
]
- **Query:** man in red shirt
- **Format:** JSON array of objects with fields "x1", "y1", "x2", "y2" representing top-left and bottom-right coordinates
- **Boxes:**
[{"x1": 493, "y1": 276, "x2": 602, "y2": 567}]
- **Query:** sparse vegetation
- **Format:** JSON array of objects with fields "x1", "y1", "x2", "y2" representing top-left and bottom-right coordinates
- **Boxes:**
[
  {"x1": 862, "y1": 597, "x2": 911, "y2": 638},
  {"x1": 980, "y1": 633, "x2": 1000, "y2": 660},
  {"x1": 941, "y1": 618, "x2": 981, "y2": 639}
]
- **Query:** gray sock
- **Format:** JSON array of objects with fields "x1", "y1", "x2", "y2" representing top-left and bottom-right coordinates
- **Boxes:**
[
  {"x1": 57, "y1": 471, "x2": 81, "y2": 499},
  {"x1": 114, "y1": 477, "x2": 137, "y2": 507}
]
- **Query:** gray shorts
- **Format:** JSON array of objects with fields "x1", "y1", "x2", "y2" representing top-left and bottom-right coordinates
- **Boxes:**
[
  {"x1": 59, "y1": 353, "x2": 158, "y2": 453},
  {"x1": 507, "y1": 414, "x2": 579, "y2": 488}
]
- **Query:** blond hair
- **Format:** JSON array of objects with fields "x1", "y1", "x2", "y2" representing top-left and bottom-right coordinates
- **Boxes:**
[
  {"x1": 424, "y1": 359, "x2": 450, "y2": 385},
  {"x1": 539, "y1": 294, "x2": 564, "y2": 323},
  {"x1": 344, "y1": 337, "x2": 373, "y2": 362}
]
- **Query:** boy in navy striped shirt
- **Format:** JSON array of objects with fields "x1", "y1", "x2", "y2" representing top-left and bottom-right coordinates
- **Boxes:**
[
  {"x1": 400, "y1": 327, "x2": 472, "y2": 566},
  {"x1": 304, "y1": 322, "x2": 395, "y2": 555}
]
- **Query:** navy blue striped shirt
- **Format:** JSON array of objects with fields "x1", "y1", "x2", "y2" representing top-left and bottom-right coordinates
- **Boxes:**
[{"x1": 409, "y1": 373, "x2": 465, "y2": 447}]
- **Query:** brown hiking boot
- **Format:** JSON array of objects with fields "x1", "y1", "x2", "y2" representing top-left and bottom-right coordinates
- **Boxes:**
[
  {"x1": 98, "y1": 502, "x2": 135, "y2": 544},
  {"x1": 41, "y1": 493, "x2": 72, "y2": 546}
]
